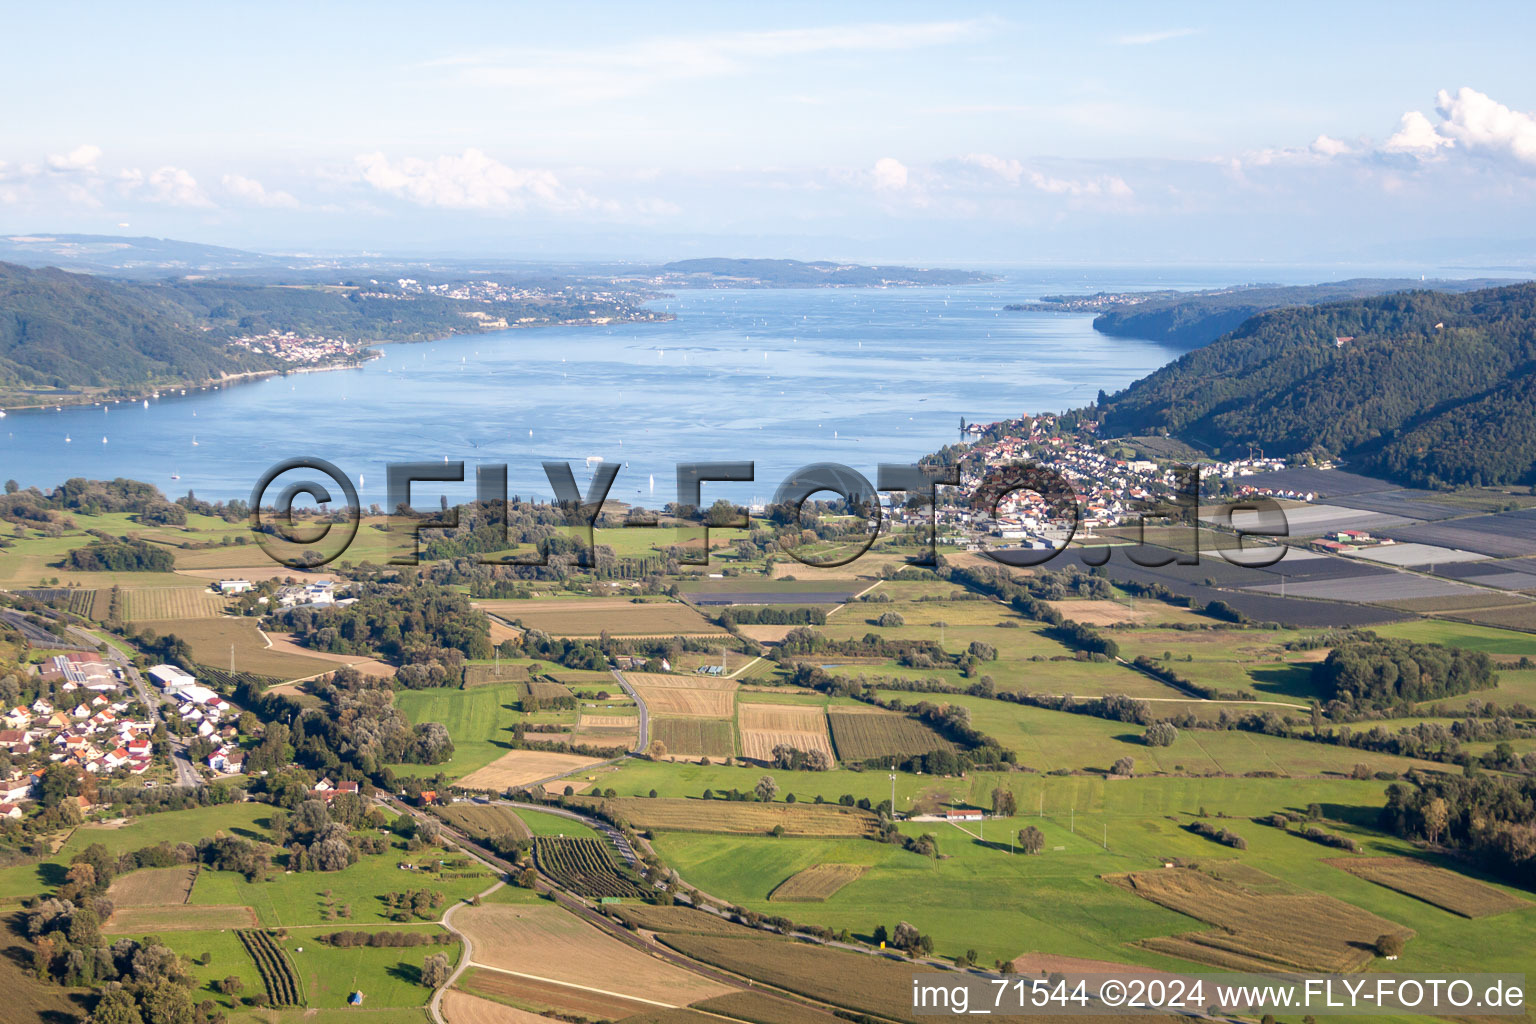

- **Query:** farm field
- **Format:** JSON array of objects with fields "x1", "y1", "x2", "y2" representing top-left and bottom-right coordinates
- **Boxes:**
[
  {"x1": 585, "y1": 797, "x2": 880, "y2": 837},
  {"x1": 105, "y1": 864, "x2": 197, "y2": 906},
  {"x1": 737, "y1": 702, "x2": 834, "y2": 762},
  {"x1": 652, "y1": 717, "x2": 735, "y2": 759},
  {"x1": 624, "y1": 671, "x2": 737, "y2": 690},
  {"x1": 293, "y1": 925, "x2": 459, "y2": 1009},
  {"x1": 1373, "y1": 619, "x2": 1536, "y2": 659},
  {"x1": 134, "y1": 616, "x2": 340, "y2": 680},
  {"x1": 533, "y1": 836, "x2": 647, "y2": 898},
  {"x1": 572, "y1": 712, "x2": 639, "y2": 749},
  {"x1": 391, "y1": 683, "x2": 523, "y2": 780},
  {"x1": 631, "y1": 685, "x2": 736, "y2": 717},
  {"x1": 476, "y1": 598, "x2": 726, "y2": 637},
  {"x1": 119, "y1": 586, "x2": 230, "y2": 621},
  {"x1": 451, "y1": 903, "x2": 733, "y2": 1004},
  {"x1": 188, "y1": 845, "x2": 492, "y2": 927},
  {"x1": 1326, "y1": 857, "x2": 1532, "y2": 918},
  {"x1": 826, "y1": 707, "x2": 955, "y2": 763},
  {"x1": 442, "y1": 988, "x2": 569, "y2": 1024},
  {"x1": 879, "y1": 690, "x2": 1446, "y2": 777},
  {"x1": 1109, "y1": 866, "x2": 1411, "y2": 972},
  {"x1": 103, "y1": 903, "x2": 258, "y2": 933},
  {"x1": 458, "y1": 750, "x2": 607, "y2": 791},
  {"x1": 767, "y1": 863, "x2": 866, "y2": 902},
  {"x1": 435, "y1": 803, "x2": 531, "y2": 842},
  {"x1": 456, "y1": 967, "x2": 663, "y2": 1020}
]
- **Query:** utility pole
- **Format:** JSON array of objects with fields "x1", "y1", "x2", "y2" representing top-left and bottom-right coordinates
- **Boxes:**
[
  {"x1": 1070, "y1": 804, "x2": 1074, "y2": 834},
  {"x1": 1104, "y1": 823, "x2": 1108, "y2": 850},
  {"x1": 229, "y1": 643, "x2": 234, "y2": 674},
  {"x1": 889, "y1": 763, "x2": 896, "y2": 819}
]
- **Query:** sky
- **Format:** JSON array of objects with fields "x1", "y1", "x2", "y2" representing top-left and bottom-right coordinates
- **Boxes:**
[{"x1": 5, "y1": 1, "x2": 1536, "y2": 265}]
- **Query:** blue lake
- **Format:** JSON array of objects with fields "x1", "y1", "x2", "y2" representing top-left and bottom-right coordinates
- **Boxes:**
[{"x1": 0, "y1": 265, "x2": 1354, "y2": 507}]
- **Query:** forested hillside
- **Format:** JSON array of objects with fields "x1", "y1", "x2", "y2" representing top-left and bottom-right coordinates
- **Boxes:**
[
  {"x1": 1095, "y1": 283, "x2": 1536, "y2": 488},
  {"x1": 0, "y1": 261, "x2": 273, "y2": 389}
]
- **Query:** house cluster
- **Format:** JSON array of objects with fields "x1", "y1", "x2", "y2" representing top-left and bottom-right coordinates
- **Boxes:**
[
  {"x1": 1208, "y1": 456, "x2": 1289, "y2": 479},
  {"x1": 1234, "y1": 482, "x2": 1318, "y2": 502},
  {"x1": 1, "y1": 691, "x2": 156, "y2": 788},
  {"x1": 148, "y1": 666, "x2": 244, "y2": 773},
  {"x1": 273, "y1": 580, "x2": 348, "y2": 609},
  {"x1": 226, "y1": 330, "x2": 362, "y2": 364},
  {"x1": 309, "y1": 778, "x2": 362, "y2": 801}
]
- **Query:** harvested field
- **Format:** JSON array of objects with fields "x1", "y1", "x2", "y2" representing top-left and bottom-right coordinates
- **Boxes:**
[
  {"x1": 768, "y1": 863, "x2": 866, "y2": 902},
  {"x1": 632, "y1": 686, "x2": 735, "y2": 717},
  {"x1": 691, "y1": 992, "x2": 847, "y2": 1024},
  {"x1": 738, "y1": 703, "x2": 834, "y2": 762},
  {"x1": 585, "y1": 797, "x2": 879, "y2": 837},
  {"x1": 442, "y1": 988, "x2": 563, "y2": 1024},
  {"x1": 607, "y1": 904, "x2": 757, "y2": 936},
  {"x1": 134, "y1": 617, "x2": 339, "y2": 680},
  {"x1": 735, "y1": 624, "x2": 798, "y2": 644},
  {"x1": 459, "y1": 750, "x2": 606, "y2": 792},
  {"x1": 1107, "y1": 868, "x2": 1411, "y2": 973},
  {"x1": 528, "y1": 680, "x2": 575, "y2": 701},
  {"x1": 580, "y1": 714, "x2": 636, "y2": 728},
  {"x1": 120, "y1": 587, "x2": 229, "y2": 621},
  {"x1": 454, "y1": 904, "x2": 733, "y2": 1005},
  {"x1": 625, "y1": 671, "x2": 737, "y2": 691},
  {"x1": 459, "y1": 968, "x2": 662, "y2": 1020},
  {"x1": 652, "y1": 717, "x2": 735, "y2": 759},
  {"x1": 436, "y1": 803, "x2": 531, "y2": 842},
  {"x1": 826, "y1": 707, "x2": 955, "y2": 763},
  {"x1": 105, "y1": 865, "x2": 196, "y2": 906},
  {"x1": 477, "y1": 599, "x2": 726, "y2": 637},
  {"x1": 1327, "y1": 857, "x2": 1531, "y2": 918},
  {"x1": 103, "y1": 903, "x2": 257, "y2": 933},
  {"x1": 1043, "y1": 599, "x2": 1153, "y2": 625},
  {"x1": 264, "y1": 632, "x2": 394, "y2": 676}
]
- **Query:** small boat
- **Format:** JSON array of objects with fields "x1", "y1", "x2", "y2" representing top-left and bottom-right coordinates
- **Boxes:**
[
  {"x1": 142, "y1": 399, "x2": 149, "y2": 408},
  {"x1": 192, "y1": 436, "x2": 199, "y2": 446},
  {"x1": 101, "y1": 436, "x2": 108, "y2": 444},
  {"x1": 170, "y1": 473, "x2": 180, "y2": 481},
  {"x1": 65, "y1": 435, "x2": 71, "y2": 443}
]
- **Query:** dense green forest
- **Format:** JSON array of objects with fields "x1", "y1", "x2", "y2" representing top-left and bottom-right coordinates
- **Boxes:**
[
  {"x1": 1095, "y1": 283, "x2": 1536, "y2": 487},
  {"x1": 1026, "y1": 278, "x2": 1514, "y2": 350},
  {"x1": 1314, "y1": 634, "x2": 1497, "y2": 708}
]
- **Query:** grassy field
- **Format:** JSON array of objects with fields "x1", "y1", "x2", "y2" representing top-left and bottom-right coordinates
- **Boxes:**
[
  {"x1": 434, "y1": 803, "x2": 530, "y2": 842},
  {"x1": 581, "y1": 797, "x2": 880, "y2": 837},
  {"x1": 105, "y1": 864, "x2": 197, "y2": 905},
  {"x1": 135, "y1": 616, "x2": 340, "y2": 680},
  {"x1": 1374, "y1": 618, "x2": 1536, "y2": 658},
  {"x1": 189, "y1": 844, "x2": 492, "y2": 928},
  {"x1": 391, "y1": 684, "x2": 523, "y2": 780}
]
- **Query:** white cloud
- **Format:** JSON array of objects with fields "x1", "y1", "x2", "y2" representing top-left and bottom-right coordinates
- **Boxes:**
[
  {"x1": 960, "y1": 152, "x2": 1023, "y2": 184},
  {"x1": 222, "y1": 173, "x2": 299, "y2": 208},
  {"x1": 1433, "y1": 86, "x2": 1536, "y2": 165},
  {"x1": 1309, "y1": 134, "x2": 1352, "y2": 158},
  {"x1": 47, "y1": 144, "x2": 101, "y2": 173},
  {"x1": 118, "y1": 165, "x2": 213, "y2": 207},
  {"x1": 355, "y1": 149, "x2": 606, "y2": 211},
  {"x1": 1383, "y1": 110, "x2": 1453, "y2": 156},
  {"x1": 872, "y1": 157, "x2": 909, "y2": 191},
  {"x1": 1113, "y1": 28, "x2": 1197, "y2": 46},
  {"x1": 1027, "y1": 170, "x2": 1132, "y2": 198}
]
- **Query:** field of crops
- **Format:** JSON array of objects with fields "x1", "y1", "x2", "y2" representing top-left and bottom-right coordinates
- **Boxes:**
[
  {"x1": 826, "y1": 707, "x2": 955, "y2": 763},
  {"x1": 457, "y1": 967, "x2": 659, "y2": 1021},
  {"x1": 135, "y1": 616, "x2": 339, "y2": 680},
  {"x1": 105, "y1": 865, "x2": 196, "y2": 906},
  {"x1": 767, "y1": 863, "x2": 865, "y2": 902},
  {"x1": 1109, "y1": 868, "x2": 1412, "y2": 973},
  {"x1": 463, "y1": 662, "x2": 531, "y2": 686},
  {"x1": 120, "y1": 587, "x2": 230, "y2": 621},
  {"x1": 477, "y1": 598, "x2": 727, "y2": 637},
  {"x1": 588, "y1": 797, "x2": 879, "y2": 837},
  {"x1": 652, "y1": 717, "x2": 735, "y2": 758},
  {"x1": 633, "y1": 685, "x2": 736, "y2": 717},
  {"x1": 1327, "y1": 857, "x2": 1531, "y2": 918},
  {"x1": 738, "y1": 702, "x2": 834, "y2": 762},
  {"x1": 238, "y1": 928, "x2": 305, "y2": 1006},
  {"x1": 435, "y1": 803, "x2": 531, "y2": 842},
  {"x1": 534, "y1": 836, "x2": 649, "y2": 899},
  {"x1": 103, "y1": 904, "x2": 257, "y2": 933},
  {"x1": 529, "y1": 679, "x2": 575, "y2": 701}
]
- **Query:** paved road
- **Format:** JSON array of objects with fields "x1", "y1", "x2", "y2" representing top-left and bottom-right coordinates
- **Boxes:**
[
  {"x1": 609, "y1": 668, "x2": 648, "y2": 752},
  {"x1": 1, "y1": 608, "x2": 90, "y2": 649},
  {"x1": 74, "y1": 625, "x2": 203, "y2": 788}
]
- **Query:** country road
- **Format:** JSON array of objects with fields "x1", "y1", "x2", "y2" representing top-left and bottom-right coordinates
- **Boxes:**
[{"x1": 610, "y1": 667, "x2": 649, "y2": 752}]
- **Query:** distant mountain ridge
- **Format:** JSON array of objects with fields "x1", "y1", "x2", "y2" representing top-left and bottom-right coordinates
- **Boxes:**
[
  {"x1": 1014, "y1": 277, "x2": 1523, "y2": 350},
  {"x1": 658, "y1": 257, "x2": 994, "y2": 287},
  {"x1": 1095, "y1": 283, "x2": 1536, "y2": 488}
]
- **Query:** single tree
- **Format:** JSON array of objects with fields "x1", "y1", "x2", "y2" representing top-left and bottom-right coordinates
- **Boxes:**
[
  {"x1": 1018, "y1": 825, "x2": 1045, "y2": 854},
  {"x1": 421, "y1": 952, "x2": 452, "y2": 988},
  {"x1": 1111, "y1": 756, "x2": 1134, "y2": 777},
  {"x1": 990, "y1": 786, "x2": 1017, "y2": 817},
  {"x1": 1375, "y1": 933, "x2": 1405, "y2": 958},
  {"x1": 755, "y1": 775, "x2": 778, "y2": 802}
]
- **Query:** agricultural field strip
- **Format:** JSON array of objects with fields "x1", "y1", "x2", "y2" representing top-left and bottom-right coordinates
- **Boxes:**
[
  {"x1": 1325, "y1": 857, "x2": 1532, "y2": 918},
  {"x1": 738, "y1": 702, "x2": 834, "y2": 762}
]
